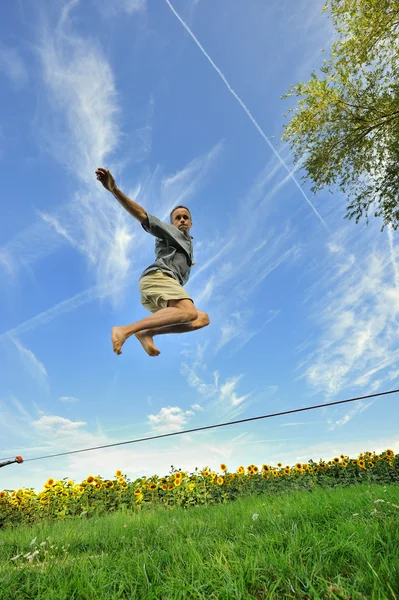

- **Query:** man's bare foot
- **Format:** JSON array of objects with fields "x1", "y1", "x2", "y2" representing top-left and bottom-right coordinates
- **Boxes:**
[
  {"x1": 111, "y1": 327, "x2": 127, "y2": 355},
  {"x1": 135, "y1": 332, "x2": 160, "y2": 357}
]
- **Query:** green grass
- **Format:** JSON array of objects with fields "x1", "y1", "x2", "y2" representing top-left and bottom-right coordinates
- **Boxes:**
[{"x1": 1, "y1": 483, "x2": 398, "y2": 599}]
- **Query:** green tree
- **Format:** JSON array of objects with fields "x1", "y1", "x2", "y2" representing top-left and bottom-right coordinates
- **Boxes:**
[{"x1": 282, "y1": 0, "x2": 399, "y2": 229}]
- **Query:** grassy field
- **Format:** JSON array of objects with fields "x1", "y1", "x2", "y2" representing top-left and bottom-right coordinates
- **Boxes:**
[{"x1": 0, "y1": 483, "x2": 398, "y2": 599}]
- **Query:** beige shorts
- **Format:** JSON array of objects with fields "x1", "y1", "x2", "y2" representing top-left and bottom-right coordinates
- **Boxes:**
[{"x1": 139, "y1": 269, "x2": 193, "y2": 313}]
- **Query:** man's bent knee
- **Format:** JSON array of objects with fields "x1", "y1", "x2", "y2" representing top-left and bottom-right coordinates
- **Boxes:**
[
  {"x1": 202, "y1": 312, "x2": 210, "y2": 327},
  {"x1": 197, "y1": 310, "x2": 210, "y2": 327},
  {"x1": 168, "y1": 298, "x2": 198, "y2": 322}
]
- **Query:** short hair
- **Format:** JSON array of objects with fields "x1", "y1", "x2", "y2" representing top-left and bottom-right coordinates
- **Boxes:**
[{"x1": 170, "y1": 205, "x2": 192, "y2": 223}]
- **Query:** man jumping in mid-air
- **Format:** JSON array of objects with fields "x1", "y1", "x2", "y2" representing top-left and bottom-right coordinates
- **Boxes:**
[{"x1": 95, "y1": 168, "x2": 210, "y2": 356}]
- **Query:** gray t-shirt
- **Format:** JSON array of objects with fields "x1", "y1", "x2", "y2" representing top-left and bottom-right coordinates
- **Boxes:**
[{"x1": 140, "y1": 213, "x2": 194, "y2": 286}]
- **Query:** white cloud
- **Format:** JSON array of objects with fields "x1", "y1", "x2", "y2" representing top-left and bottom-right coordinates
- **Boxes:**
[
  {"x1": 32, "y1": 415, "x2": 87, "y2": 434},
  {"x1": 60, "y1": 396, "x2": 80, "y2": 403},
  {"x1": 147, "y1": 406, "x2": 194, "y2": 434}
]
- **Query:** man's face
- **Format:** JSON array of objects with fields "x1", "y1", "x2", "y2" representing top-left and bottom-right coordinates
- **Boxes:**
[{"x1": 171, "y1": 208, "x2": 192, "y2": 236}]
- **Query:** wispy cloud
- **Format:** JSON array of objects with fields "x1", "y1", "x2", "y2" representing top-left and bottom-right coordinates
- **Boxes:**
[
  {"x1": 328, "y1": 401, "x2": 373, "y2": 431},
  {"x1": 0, "y1": 283, "x2": 117, "y2": 344},
  {"x1": 0, "y1": 398, "x2": 33, "y2": 442},
  {"x1": 180, "y1": 361, "x2": 252, "y2": 421},
  {"x1": 0, "y1": 46, "x2": 28, "y2": 88},
  {"x1": 11, "y1": 338, "x2": 48, "y2": 386},
  {"x1": 299, "y1": 227, "x2": 399, "y2": 397},
  {"x1": 34, "y1": 2, "x2": 136, "y2": 302},
  {"x1": 60, "y1": 396, "x2": 80, "y2": 403},
  {"x1": 280, "y1": 421, "x2": 319, "y2": 427},
  {"x1": 93, "y1": 0, "x2": 146, "y2": 17}
]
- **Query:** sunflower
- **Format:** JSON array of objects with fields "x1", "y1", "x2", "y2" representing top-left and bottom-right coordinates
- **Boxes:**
[
  {"x1": 106, "y1": 480, "x2": 114, "y2": 489},
  {"x1": 217, "y1": 476, "x2": 224, "y2": 485},
  {"x1": 220, "y1": 463, "x2": 227, "y2": 472},
  {"x1": 333, "y1": 457, "x2": 340, "y2": 464},
  {"x1": 201, "y1": 469, "x2": 209, "y2": 477},
  {"x1": 366, "y1": 451, "x2": 372, "y2": 458},
  {"x1": 115, "y1": 470, "x2": 123, "y2": 478},
  {"x1": 295, "y1": 463, "x2": 302, "y2": 471},
  {"x1": 262, "y1": 464, "x2": 270, "y2": 473},
  {"x1": 253, "y1": 465, "x2": 259, "y2": 473},
  {"x1": 149, "y1": 483, "x2": 158, "y2": 491},
  {"x1": 95, "y1": 483, "x2": 102, "y2": 490},
  {"x1": 46, "y1": 478, "x2": 55, "y2": 487},
  {"x1": 340, "y1": 454, "x2": 345, "y2": 460},
  {"x1": 168, "y1": 484, "x2": 174, "y2": 491},
  {"x1": 277, "y1": 462, "x2": 282, "y2": 468},
  {"x1": 247, "y1": 465, "x2": 254, "y2": 474},
  {"x1": 0, "y1": 491, "x2": 7, "y2": 499},
  {"x1": 341, "y1": 461, "x2": 347, "y2": 468},
  {"x1": 272, "y1": 469, "x2": 278, "y2": 477},
  {"x1": 161, "y1": 484, "x2": 167, "y2": 491},
  {"x1": 386, "y1": 449, "x2": 394, "y2": 458},
  {"x1": 358, "y1": 460, "x2": 365, "y2": 469},
  {"x1": 134, "y1": 488, "x2": 142, "y2": 495},
  {"x1": 67, "y1": 480, "x2": 74, "y2": 486},
  {"x1": 188, "y1": 483, "x2": 195, "y2": 491},
  {"x1": 86, "y1": 476, "x2": 95, "y2": 484},
  {"x1": 237, "y1": 466, "x2": 245, "y2": 474},
  {"x1": 118, "y1": 477, "x2": 125, "y2": 485}
]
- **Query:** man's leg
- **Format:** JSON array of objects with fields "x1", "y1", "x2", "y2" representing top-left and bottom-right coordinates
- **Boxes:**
[
  {"x1": 112, "y1": 299, "x2": 199, "y2": 355},
  {"x1": 135, "y1": 307, "x2": 210, "y2": 356}
]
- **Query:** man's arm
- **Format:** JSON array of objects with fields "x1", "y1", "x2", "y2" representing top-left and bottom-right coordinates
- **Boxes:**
[{"x1": 95, "y1": 168, "x2": 148, "y2": 225}]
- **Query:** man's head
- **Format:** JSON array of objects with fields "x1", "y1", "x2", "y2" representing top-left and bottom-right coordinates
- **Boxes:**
[{"x1": 170, "y1": 205, "x2": 192, "y2": 236}]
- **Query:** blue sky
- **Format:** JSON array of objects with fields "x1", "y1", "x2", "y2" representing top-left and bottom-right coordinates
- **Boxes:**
[{"x1": 1, "y1": 0, "x2": 398, "y2": 492}]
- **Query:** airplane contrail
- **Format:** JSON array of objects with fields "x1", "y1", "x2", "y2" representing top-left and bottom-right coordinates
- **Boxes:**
[{"x1": 164, "y1": 0, "x2": 330, "y2": 233}]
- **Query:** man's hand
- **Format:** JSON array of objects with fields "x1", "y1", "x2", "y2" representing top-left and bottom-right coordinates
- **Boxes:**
[{"x1": 95, "y1": 168, "x2": 117, "y2": 192}]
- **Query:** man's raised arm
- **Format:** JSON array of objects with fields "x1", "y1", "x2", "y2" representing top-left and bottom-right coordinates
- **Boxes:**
[{"x1": 95, "y1": 168, "x2": 148, "y2": 225}]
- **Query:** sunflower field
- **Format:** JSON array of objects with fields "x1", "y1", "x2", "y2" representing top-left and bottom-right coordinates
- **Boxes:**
[{"x1": 1, "y1": 449, "x2": 398, "y2": 528}]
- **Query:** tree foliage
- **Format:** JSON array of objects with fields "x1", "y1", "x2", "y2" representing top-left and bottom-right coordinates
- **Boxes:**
[{"x1": 282, "y1": 0, "x2": 399, "y2": 229}]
